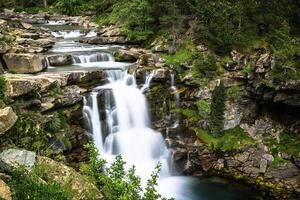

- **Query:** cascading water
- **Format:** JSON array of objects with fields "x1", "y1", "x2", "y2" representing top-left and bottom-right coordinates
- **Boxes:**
[
  {"x1": 83, "y1": 69, "x2": 171, "y2": 182},
  {"x1": 72, "y1": 52, "x2": 114, "y2": 64},
  {"x1": 51, "y1": 30, "x2": 83, "y2": 39}
]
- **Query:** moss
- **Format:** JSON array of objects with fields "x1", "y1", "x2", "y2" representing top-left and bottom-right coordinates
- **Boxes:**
[
  {"x1": 195, "y1": 126, "x2": 255, "y2": 152},
  {"x1": 179, "y1": 108, "x2": 201, "y2": 123},
  {"x1": 270, "y1": 156, "x2": 288, "y2": 168},
  {"x1": 196, "y1": 99, "x2": 210, "y2": 119},
  {"x1": 226, "y1": 85, "x2": 240, "y2": 101}
]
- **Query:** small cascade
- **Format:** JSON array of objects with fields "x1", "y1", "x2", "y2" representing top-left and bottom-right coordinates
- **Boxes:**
[
  {"x1": 170, "y1": 74, "x2": 180, "y2": 128},
  {"x1": 47, "y1": 20, "x2": 67, "y2": 25},
  {"x1": 83, "y1": 69, "x2": 171, "y2": 182},
  {"x1": 51, "y1": 30, "x2": 83, "y2": 39},
  {"x1": 85, "y1": 30, "x2": 97, "y2": 38},
  {"x1": 72, "y1": 52, "x2": 114, "y2": 64},
  {"x1": 141, "y1": 70, "x2": 155, "y2": 93}
]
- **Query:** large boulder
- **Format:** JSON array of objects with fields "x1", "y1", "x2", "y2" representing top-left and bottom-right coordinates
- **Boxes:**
[
  {"x1": 0, "y1": 149, "x2": 36, "y2": 172},
  {"x1": 47, "y1": 54, "x2": 73, "y2": 66},
  {"x1": 3, "y1": 53, "x2": 46, "y2": 74},
  {"x1": 114, "y1": 49, "x2": 138, "y2": 62},
  {"x1": 0, "y1": 107, "x2": 17, "y2": 135}
]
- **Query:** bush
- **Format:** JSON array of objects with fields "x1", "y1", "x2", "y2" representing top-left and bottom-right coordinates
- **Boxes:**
[
  {"x1": 196, "y1": 126, "x2": 255, "y2": 152},
  {"x1": 193, "y1": 53, "x2": 218, "y2": 78},
  {"x1": 209, "y1": 81, "x2": 226, "y2": 137},
  {"x1": 55, "y1": 0, "x2": 83, "y2": 15},
  {"x1": 9, "y1": 168, "x2": 72, "y2": 200},
  {"x1": 81, "y1": 143, "x2": 172, "y2": 200},
  {"x1": 196, "y1": 100, "x2": 210, "y2": 119}
]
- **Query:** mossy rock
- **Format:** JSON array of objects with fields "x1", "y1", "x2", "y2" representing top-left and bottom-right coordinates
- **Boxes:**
[{"x1": 36, "y1": 156, "x2": 103, "y2": 200}]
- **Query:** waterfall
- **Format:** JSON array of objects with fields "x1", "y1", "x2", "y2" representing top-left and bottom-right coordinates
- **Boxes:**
[
  {"x1": 72, "y1": 52, "x2": 114, "y2": 64},
  {"x1": 170, "y1": 74, "x2": 180, "y2": 128},
  {"x1": 83, "y1": 69, "x2": 171, "y2": 181},
  {"x1": 141, "y1": 71, "x2": 155, "y2": 93}
]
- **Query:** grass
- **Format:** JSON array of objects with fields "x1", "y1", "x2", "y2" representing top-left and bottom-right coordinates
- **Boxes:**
[{"x1": 195, "y1": 126, "x2": 255, "y2": 152}]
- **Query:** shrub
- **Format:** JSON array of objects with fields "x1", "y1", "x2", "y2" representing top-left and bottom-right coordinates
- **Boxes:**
[
  {"x1": 81, "y1": 143, "x2": 172, "y2": 200},
  {"x1": 209, "y1": 81, "x2": 226, "y2": 136},
  {"x1": 193, "y1": 53, "x2": 218, "y2": 78},
  {"x1": 9, "y1": 168, "x2": 72, "y2": 200},
  {"x1": 196, "y1": 100, "x2": 210, "y2": 119}
]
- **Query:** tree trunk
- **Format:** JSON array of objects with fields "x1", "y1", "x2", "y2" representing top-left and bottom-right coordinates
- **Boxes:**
[{"x1": 43, "y1": 0, "x2": 48, "y2": 8}]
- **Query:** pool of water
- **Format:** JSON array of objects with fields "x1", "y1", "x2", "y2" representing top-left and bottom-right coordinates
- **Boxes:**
[{"x1": 158, "y1": 176, "x2": 261, "y2": 200}]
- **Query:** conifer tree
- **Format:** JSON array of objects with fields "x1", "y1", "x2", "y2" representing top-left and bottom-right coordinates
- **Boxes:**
[{"x1": 209, "y1": 81, "x2": 226, "y2": 137}]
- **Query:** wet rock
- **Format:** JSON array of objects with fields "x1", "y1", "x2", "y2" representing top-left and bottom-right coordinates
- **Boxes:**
[
  {"x1": 0, "y1": 149, "x2": 36, "y2": 172},
  {"x1": 37, "y1": 156, "x2": 103, "y2": 200},
  {"x1": 47, "y1": 54, "x2": 73, "y2": 66},
  {"x1": 3, "y1": 53, "x2": 46, "y2": 74},
  {"x1": 0, "y1": 107, "x2": 17, "y2": 135},
  {"x1": 293, "y1": 156, "x2": 300, "y2": 169},
  {"x1": 0, "y1": 179, "x2": 11, "y2": 200},
  {"x1": 114, "y1": 49, "x2": 138, "y2": 62}
]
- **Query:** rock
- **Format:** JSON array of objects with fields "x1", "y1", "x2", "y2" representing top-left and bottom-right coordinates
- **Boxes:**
[
  {"x1": 153, "y1": 68, "x2": 170, "y2": 81},
  {"x1": 20, "y1": 22, "x2": 33, "y2": 30},
  {"x1": 256, "y1": 53, "x2": 271, "y2": 73},
  {"x1": 21, "y1": 33, "x2": 40, "y2": 40},
  {"x1": 81, "y1": 36, "x2": 133, "y2": 45},
  {"x1": 263, "y1": 154, "x2": 274, "y2": 164},
  {"x1": 0, "y1": 179, "x2": 11, "y2": 200},
  {"x1": 37, "y1": 156, "x2": 103, "y2": 200},
  {"x1": 293, "y1": 156, "x2": 300, "y2": 169},
  {"x1": 4, "y1": 70, "x2": 105, "y2": 98},
  {"x1": 0, "y1": 149, "x2": 36, "y2": 172},
  {"x1": 3, "y1": 53, "x2": 46, "y2": 74},
  {"x1": 196, "y1": 44, "x2": 208, "y2": 52},
  {"x1": 0, "y1": 107, "x2": 17, "y2": 135},
  {"x1": 259, "y1": 158, "x2": 268, "y2": 173},
  {"x1": 47, "y1": 54, "x2": 73, "y2": 66},
  {"x1": 55, "y1": 85, "x2": 85, "y2": 108},
  {"x1": 224, "y1": 102, "x2": 243, "y2": 130},
  {"x1": 114, "y1": 49, "x2": 138, "y2": 62}
]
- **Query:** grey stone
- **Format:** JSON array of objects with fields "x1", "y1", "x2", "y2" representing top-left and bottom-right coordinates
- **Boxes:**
[
  {"x1": 259, "y1": 158, "x2": 268, "y2": 173},
  {"x1": 0, "y1": 149, "x2": 36, "y2": 172}
]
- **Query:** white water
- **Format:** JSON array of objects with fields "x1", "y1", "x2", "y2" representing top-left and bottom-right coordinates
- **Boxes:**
[
  {"x1": 47, "y1": 20, "x2": 67, "y2": 25},
  {"x1": 141, "y1": 70, "x2": 155, "y2": 93},
  {"x1": 84, "y1": 70, "x2": 171, "y2": 182},
  {"x1": 85, "y1": 30, "x2": 97, "y2": 38},
  {"x1": 51, "y1": 30, "x2": 83, "y2": 39},
  {"x1": 72, "y1": 52, "x2": 114, "y2": 64}
]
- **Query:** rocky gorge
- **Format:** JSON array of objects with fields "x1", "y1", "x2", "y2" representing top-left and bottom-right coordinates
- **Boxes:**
[{"x1": 0, "y1": 10, "x2": 299, "y2": 200}]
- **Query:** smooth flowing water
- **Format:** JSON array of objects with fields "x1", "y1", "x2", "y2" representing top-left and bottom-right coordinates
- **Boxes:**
[{"x1": 44, "y1": 24, "x2": 260, "y2": 200}]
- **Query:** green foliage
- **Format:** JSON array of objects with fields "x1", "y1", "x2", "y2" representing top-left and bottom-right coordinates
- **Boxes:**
[
  {"x1": 209, "y1": 81, "x2": 226, "y2": 137},
  {"x1": 193, "y1": 53, "x2": 218, "y2": 78},
  {"x1": 54, "y1": 0, "x2": 83, "y2": 15},
  {"x1": 227, "y1": 86, "x2": 240, "y2": 101},
  {"x1": 4, "y1": 112, "x2": 50, "y2": 154},
  {"x1": 46, "y1": 112, "x2": 67, "y2": 133},
  {"x1": 179, "y1": 108, "x2": 201, "y2": 123},
  {"x1": 196, "y1": 100, "x2": 210, "y2": 119},
  {"x1": 81, "y1": 143, "x2": 171, "y2": 200},
  {"x1": 0, "y1": 76, "x2": 8, "y2": 103},
  {"x1": 8, "y1": 168, "x2": 72, "y2": 200},
  {"x1": 196, "y1": 126, "x2": 255, "y2": 152}
]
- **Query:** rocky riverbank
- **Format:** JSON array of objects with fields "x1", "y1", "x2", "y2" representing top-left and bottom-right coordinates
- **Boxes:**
[{"x1": 0, "y1": 11, "x2": 299, "y2": 200}]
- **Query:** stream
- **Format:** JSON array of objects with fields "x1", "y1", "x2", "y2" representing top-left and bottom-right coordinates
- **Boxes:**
[{"x1": 44, "y1": 21, "x2": 260, "y2": 200}]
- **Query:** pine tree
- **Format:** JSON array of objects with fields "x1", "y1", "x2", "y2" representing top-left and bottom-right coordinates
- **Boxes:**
[{"x1": 209, "y1": 81, "x2": 226, "y2": 137}]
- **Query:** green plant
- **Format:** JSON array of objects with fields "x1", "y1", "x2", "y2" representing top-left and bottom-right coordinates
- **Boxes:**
[
  {"x1": 0, "y1": 76, "x2": 7, "y2": 103},
  {"x1": 81, "y1": 143, "x2": 172, "y2": 200},
  {"x1": 9, "y1": 168, "x2": 72, "y2": 200},
  {"x1": 193, "y1": 53, "x2": 218, "y2": 78},
  {"x1": 209, "y1": 81, "x2": 226, "y2": 137},
  {"x1": 227, "y1": 86, "x2": 240, "y2": 101},
  {"x1": 196, "y1": 99, "x2": 210, "y2": 119},
  {"x1": 196, "y1": 126, "x2": 255, "y2": 152}
]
